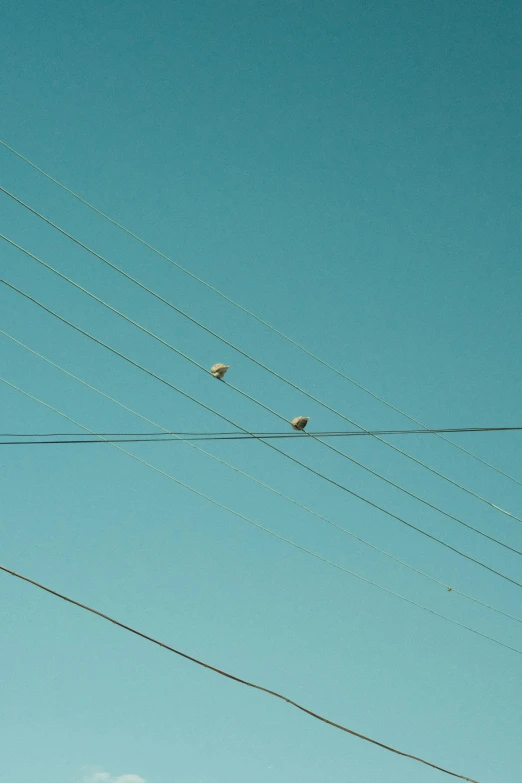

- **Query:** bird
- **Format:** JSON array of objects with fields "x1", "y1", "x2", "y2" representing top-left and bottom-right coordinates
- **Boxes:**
[
  {"x1": 291, "y1": 416, "x2": 310, "y2": 431},
  {"x1": 210, "y1": 363, "x2": 231, "y2": 379}
]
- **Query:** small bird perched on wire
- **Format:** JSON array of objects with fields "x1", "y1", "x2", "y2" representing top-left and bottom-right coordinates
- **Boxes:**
[
  {"x1": 291, "y1": 416, "x2": 310, "y2": 431},
  {"x1": 210, "y1": 363, "x2": 231, "y2": 379}
]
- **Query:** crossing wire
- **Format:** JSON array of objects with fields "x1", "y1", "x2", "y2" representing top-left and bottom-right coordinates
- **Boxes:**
[
  {"x1": 3, "y1": 234, "x2": 522, "y2": 549},
  {"x1": 1, "y1": 195, "x2": 521, "y2": 514},
  {"x1": 2, "y1": 426, "x2": 522, "y2": 439},
  {"x1": 2, "y1": 280, "x2": 521, "y2": 586},
  {"x1": 0, "y1": 138, "x2": 519, "y2": 493},
  {"x1": 2, "y1": 372, "x2": 521, "y2": 661},
  {"x1": 3, "y1": 428, "x2": 522, "y2": 445},
  {"x1": 3, "y1": 326, "x2": 521, "y2": 621}
]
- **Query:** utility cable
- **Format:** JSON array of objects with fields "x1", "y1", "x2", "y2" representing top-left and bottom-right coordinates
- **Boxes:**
[
  {"x1": 1, "y1": 372, "x2": 521, "y2": 661},
  {"x1": 2, "y1": 426, "x2": 522, "y2": 439},
  {"x1": 2, "y1": 200, "x2": 521, "y2": 520},
  {"x1": 3, "y1": 428, "x2": 522, "y2": 445},
  {"x1": 0, "y1": 139, "x2": 518, "y2": 491},
  {"x1": 3, "y1": 235, "x2": 522, "y2": 545},
  {"x1": 2, "y1": 282, "x2": 521, "y2": 586},
  {"x1": 4, "y1": 327, "x2": 521, "y2": 621},
  {"x1": 0, "y1": 562, "x2": 481, "y2": 782}
]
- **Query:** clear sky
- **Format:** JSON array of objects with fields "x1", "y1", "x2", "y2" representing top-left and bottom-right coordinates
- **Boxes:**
[{"x1": 1, "y1": 1, "x2": 521, "y2": 782}]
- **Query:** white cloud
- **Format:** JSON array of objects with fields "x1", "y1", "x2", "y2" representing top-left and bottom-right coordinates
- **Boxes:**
[{"x1": 83, "y1": 773, "x2": 147, "y2": 783}]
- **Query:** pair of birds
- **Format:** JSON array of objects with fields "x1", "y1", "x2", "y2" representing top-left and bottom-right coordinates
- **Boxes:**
[{"x1": 210, "y1": 364, "x2": 310, "y2": 431}]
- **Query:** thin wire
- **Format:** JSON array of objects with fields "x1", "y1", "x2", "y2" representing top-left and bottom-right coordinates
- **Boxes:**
[
  {"x1": 2, "y1": 371, "x2": 521, "y2": 662},
  {"x1": 3, "y1": 426, "x2": 522, "y2": 445},
  {"x1": 2, "y1": 204, "x2": 521, "y2": 522},
  {"x1": 2, "y1": 426, "x2": 522, "y2": 438},
  {"x1": 4, "y1": 327, "x2": 521, "y2": 622},
  {"x1": 0, "y1": 437, "x2": 325, "y2": 444},
  {"x1": 3, "y1": 236, "x2": 522, "y2": 547},
  {"x1": 0, "y1": 140, "x2": 518, "y2": 492},
  {"x1": 0, "y1": 565, "x2": 482, "y2": 783},
  {"x1": 2, "y1": 284, "x2": 521, "y2": 586}
]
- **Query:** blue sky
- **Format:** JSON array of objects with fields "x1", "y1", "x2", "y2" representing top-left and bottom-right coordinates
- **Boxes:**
[{"x1": 1, "y1": 1, "x2": 521, "y2": 781}]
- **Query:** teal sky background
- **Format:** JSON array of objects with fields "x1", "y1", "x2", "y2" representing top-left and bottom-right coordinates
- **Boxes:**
[{"x1": 1, "y1": 1, "x2": 521, "y2": 782}]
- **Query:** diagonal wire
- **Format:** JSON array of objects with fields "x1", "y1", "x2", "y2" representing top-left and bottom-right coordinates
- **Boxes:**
[
  {"x1": 3, "y1": 232, "x2": 522, "y2": 549},
  {"x1": 1, "y1": 372, "x2": 521, "y2": 661},
  {"x1": 0, "y1": 563, "x2": 482, "y2": 783},
  {"x1": 2, "y1": 279, "x2": 521, "y2": 588},
  {"x1": 0, "y1": 140, "x2": 519, "y2": 493},
  {"x1": 1, "y1": 196, "x2": 521, "y2": 516},
  {"x1": 3, "y1": 327, "x2": 521, "y2": 623}
]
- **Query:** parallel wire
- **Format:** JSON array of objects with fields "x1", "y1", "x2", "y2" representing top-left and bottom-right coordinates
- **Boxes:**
[
  {"x1": 0, "y1": 437, "x2": 321, "y2": 445},
  {"x1": 3, "y1": 429, "x2": 522, "y2": 446},
  {"x1": 4, "y1": 327, "x2": 521, "y2": 622},
  {"x1": 0, "y1": 564, "x2": 481, "y2": 783},
  {"x1": 0, "y1": 141, "x2": 518, "y2": 492},
  {"x1": 2, "y1": 372, "x2": 521, "y2": 661},
  {"x1": 0, "y1": 140, "x2": 513, "y2": 783},
  {"x1": 2, "y1": 281, "x2": 521, "y2": 586},
  {"x1": 2, "y1": 426, "x2": 522, "y2": 439},
  {"x1": 1, "y1": 198, "x2": 521, "y2": 515},
  {"x1": 3, "y1": 235, "x2": 522, "y2": 552}
]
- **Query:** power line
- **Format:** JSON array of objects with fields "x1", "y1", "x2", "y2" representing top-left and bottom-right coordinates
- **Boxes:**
[
  {"x1": 3, "y1": 280, "x2": 521, "y2": 582},
  {"x1": 4, "y1": 240, "x2": 522, "y2": 554},
  {"x1": 2, "y1": 206, "x2": 521, "y2": 524},
  {"x1": 2, "y1": 425, "x2": 522, "y2": 443},
  {"x1": 0, "y1": 296, "x2": 522, "y2": 600},
  {"x1": 0, "y1": 563, "x2": 481, "y2": 783},
  {"x1": 2, "y1": 372, "x2": 521, "y2": 658},
  {"x1": 0, "y1": 437, "x2": 312, "y2": 445},
  {"x1": 10, "y1": 204, "x2": 522, "y2": 527},
  {"x1": 0, "y1": 142, "x2": 511, "y2": 783},
  {"x1": 0, "y1": 138, "x2": 518, "y2": 492},
  {"x1": 4, "y1": 327, "x2": 522, "y2": 621}
]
